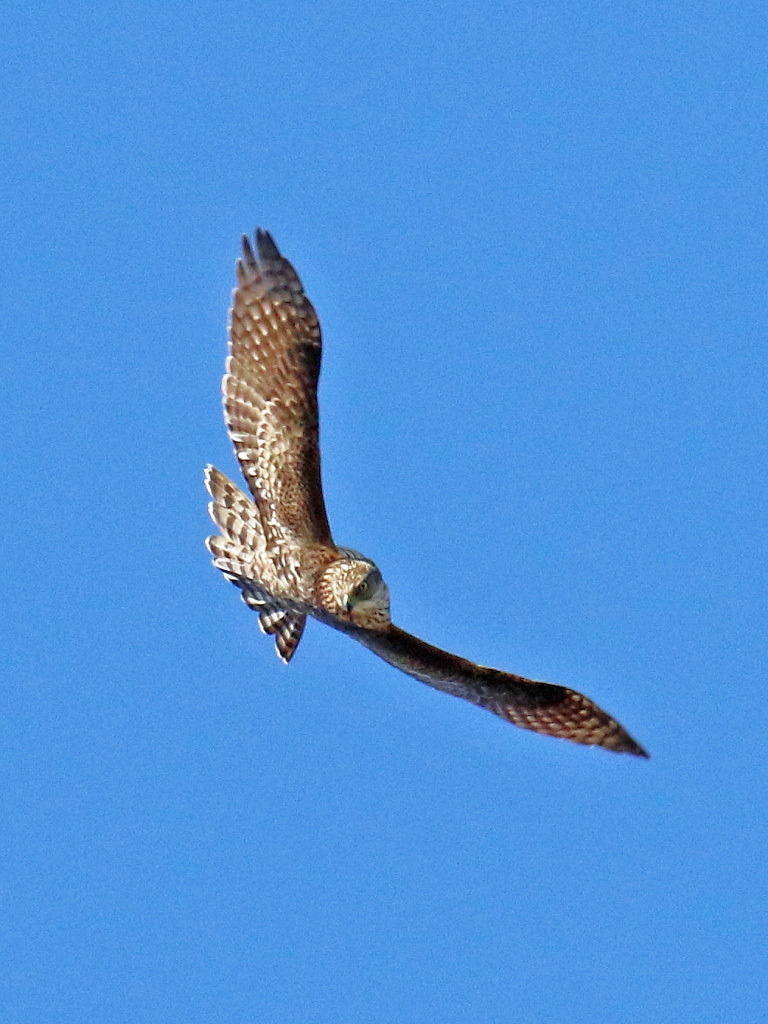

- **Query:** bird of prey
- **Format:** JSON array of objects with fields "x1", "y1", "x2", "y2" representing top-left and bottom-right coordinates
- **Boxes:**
[{"x1": 205, "y1": 230, "x2": 648, "y2": 758}]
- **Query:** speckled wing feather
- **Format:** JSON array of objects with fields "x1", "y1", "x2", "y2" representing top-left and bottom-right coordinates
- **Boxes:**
[
  {"x1": 204, "y1": 462, "x2": 307, "y2": 663},
  {"x1": 353, "y1": 626, "x2": 648, "y2": 756},
  {"x1": 224, "y1": 230, "x2": 333, "y2": 548}
]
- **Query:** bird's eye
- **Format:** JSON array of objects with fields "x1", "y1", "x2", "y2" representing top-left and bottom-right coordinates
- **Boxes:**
[{"x1": 353, "y1": 570, "x2": 380, "y2": 600}]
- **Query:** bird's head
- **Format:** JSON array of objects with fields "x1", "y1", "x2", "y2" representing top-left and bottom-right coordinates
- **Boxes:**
[{"x1": 318, "y1": 551, "x2": 391, "y2": 630}]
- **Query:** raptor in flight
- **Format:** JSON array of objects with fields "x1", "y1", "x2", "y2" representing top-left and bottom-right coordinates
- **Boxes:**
[{"x1": 205, "y1": 230, "x2": 647, "y2": 757}]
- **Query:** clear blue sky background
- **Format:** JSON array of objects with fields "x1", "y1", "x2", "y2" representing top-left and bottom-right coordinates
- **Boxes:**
[{"x1": 2, "y1": 3, "x2": 766, "y2": 1021}]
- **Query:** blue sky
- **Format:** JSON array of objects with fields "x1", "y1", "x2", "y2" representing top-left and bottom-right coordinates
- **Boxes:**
[{"x1": 2, "y1": 2, "x2": 766, "y2": 1021}]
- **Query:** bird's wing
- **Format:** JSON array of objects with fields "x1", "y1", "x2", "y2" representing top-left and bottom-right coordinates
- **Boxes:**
[
  {"x1": 353, "y1": 626, "x2": 648, "y2": 756},
  {"x1": 224, "y1": 230, "x2": 333, "y2": 548},
  {"x1": 205, "y1": 463, "x2": 307, "y2": 663}
]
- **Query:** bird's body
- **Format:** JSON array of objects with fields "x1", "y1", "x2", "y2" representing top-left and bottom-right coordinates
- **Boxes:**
[{"x1": 206, "y1": 230, "x2": 647, "y2": 757}]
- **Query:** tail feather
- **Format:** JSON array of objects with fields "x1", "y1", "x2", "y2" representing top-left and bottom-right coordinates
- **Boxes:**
[{"x1": 258, "y1": 606, "x2": 306, "y2": 663}]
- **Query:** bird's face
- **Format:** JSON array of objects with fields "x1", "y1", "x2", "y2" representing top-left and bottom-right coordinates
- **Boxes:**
[
  {"x1": 345, "y1": 563, "x2": 390, "y2": 629},
  {"x1": 320, "y1": 556, "x2": 391, "y2": 630}
]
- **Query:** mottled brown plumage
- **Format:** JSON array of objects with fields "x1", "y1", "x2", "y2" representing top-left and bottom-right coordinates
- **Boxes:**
[{"x1": 205, "y1": 230, "x2": 648, "y2": 758}]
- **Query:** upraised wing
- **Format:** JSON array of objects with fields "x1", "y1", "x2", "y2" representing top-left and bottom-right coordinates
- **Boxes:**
[{"x1": 224, "y1": 230, "x2": 333, "y2": 548}]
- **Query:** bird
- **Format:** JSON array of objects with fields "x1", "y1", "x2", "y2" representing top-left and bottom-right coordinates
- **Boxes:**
[{"x1": 205, "y1": 230, "x2": 648, "y2": 758}]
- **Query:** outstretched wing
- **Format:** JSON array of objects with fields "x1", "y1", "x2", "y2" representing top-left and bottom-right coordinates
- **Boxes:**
[
  {"x1": 224, "y1": 230, "x2": 333, "y2": 548},
  {"x1": 353, "y1": 626, "x2": 648, "y2": 756}
]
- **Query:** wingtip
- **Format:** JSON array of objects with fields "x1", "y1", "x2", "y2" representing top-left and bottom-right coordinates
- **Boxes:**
[
  {"x1": 238, "y1": 228, "x2": 281, "y2": 268},
  {"x1": 255, "y1": 228, "x2": 281, "y2": 262},
  {"x1": 608, "y1": 732, "x2": 650, "y2": 759},
  {"x1": 240, "y1": 233, "x2": 256, "y2": 265}
]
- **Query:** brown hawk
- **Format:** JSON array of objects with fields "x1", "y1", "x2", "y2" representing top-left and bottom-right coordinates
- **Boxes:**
[{"x1": 205, "y1": 230, "x2": 648, "y2": 757}]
